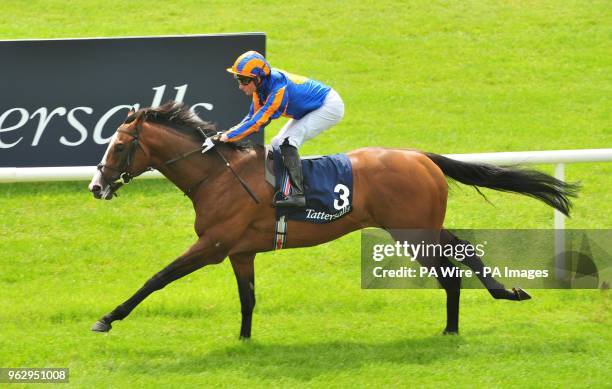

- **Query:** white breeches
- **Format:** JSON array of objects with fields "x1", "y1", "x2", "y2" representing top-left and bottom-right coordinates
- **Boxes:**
[{"x1": 271, "y1": 89, "x2": 344, "y2": 149}]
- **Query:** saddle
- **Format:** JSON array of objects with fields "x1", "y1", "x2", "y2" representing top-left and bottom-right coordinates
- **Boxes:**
[{"x1": 264, "y1": 146, "x2": 354, "y2": 249}]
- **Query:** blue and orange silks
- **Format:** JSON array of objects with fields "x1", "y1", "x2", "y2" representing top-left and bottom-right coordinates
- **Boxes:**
[{"x1": 225, "y1": 69, "x2": 331, "y2": 141}]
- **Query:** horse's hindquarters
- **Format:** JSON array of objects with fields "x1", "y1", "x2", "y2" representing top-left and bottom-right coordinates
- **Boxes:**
[{"x1": 348, "y1": 148, "x2": 448, "y2": 230}]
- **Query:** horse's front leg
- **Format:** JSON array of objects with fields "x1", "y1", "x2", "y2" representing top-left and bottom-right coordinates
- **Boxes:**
[
  {"x1": 229, "y1": 253, "x2": 256, "y2": 340},
  {"x1": 91, "y1": 237, "x2": 227, "y2": 332}
]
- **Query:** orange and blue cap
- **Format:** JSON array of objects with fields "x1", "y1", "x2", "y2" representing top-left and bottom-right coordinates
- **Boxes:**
[{"x1": 226, "y1": 50, "x2": 271, "y2": 78}]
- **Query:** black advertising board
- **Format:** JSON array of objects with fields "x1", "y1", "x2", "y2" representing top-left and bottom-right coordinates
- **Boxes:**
[{"x1": 0, "y1": 33, "x2": 265, "y2": 167}]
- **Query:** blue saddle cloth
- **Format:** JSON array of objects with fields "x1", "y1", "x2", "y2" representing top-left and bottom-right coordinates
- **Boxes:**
[{"x1": 273, "y1": 147, "x2": 353, "y2": 224}]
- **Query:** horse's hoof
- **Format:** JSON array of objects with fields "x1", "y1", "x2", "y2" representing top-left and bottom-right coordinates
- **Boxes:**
[
  {"x1": 512, "y1": 287, "x2": 532, "y2": 301},
  {"x1": 442, "y1": 329, "x2": 458, "y2": 336},
  {"x1": 91, "y1": 320, "x2": 112, "y2": 332},
  {"x1": 239, "y1": 335, "x2": 251, "y2": 341}
]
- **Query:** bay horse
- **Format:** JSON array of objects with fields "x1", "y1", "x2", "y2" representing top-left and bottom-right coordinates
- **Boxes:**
[{"x1": 88, "y1": 101, "x2": 578, "y2": 338}]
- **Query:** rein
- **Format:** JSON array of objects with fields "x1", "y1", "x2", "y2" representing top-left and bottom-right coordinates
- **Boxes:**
[{"x1": 99, "y1": 122, "x2": 260, "y2": 203}]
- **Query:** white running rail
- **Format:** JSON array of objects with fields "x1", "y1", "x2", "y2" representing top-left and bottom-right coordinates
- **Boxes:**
[{"x1": 2, "y1": 148, "x2": 611, "y2": 183}]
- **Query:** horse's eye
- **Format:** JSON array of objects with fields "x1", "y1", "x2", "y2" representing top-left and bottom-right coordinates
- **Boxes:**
[{"x1": 115, "y1": 144, "x2": 125, "y2": 152}]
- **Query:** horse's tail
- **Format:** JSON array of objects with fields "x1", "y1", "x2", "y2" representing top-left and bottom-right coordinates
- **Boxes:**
[{"x1": 424, "y1": 152, "x2": 580, "y2": 216}]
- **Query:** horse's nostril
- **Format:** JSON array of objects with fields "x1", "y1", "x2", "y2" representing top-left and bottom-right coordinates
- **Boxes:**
[{"x1": 90, "y1": 184, "x2": 101, "y2": 193}]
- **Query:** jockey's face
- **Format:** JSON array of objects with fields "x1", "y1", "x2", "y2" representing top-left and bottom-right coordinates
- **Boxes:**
[{"x1": 239, "y1": 78, "x2": 257, "y2": 96}]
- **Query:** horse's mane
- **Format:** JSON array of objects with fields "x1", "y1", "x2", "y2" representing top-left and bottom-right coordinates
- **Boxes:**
[{"x1": 126, "y1": 101, "x2": 254, "y2": 151}]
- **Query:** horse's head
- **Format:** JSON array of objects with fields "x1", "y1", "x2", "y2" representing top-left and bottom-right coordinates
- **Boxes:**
[{"x1": 88, "y1": 110, "x2": 151, "y2": 200}]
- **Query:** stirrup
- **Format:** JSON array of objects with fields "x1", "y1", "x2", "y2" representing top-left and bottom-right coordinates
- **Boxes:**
[{"x1": 273, "y1": 194, "x2": 306, "y2": 208}]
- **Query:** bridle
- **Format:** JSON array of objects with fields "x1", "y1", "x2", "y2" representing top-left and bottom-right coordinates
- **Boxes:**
[
  {"x1": 96, "y1": 120, "x2": 260, "y2": 203},
  {"x1": 97, "y1": 122, "x2": 153, "y2": 195}
]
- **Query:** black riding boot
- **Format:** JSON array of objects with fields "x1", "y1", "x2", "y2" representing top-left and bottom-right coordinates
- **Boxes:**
[{"x1": 274, "y1": 144, "x2": 306, "y2": 207}]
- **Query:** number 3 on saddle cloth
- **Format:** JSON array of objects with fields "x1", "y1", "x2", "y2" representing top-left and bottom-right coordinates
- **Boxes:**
[{"x1": 269, "y1": 146, "x2": 354, "y2": 249}]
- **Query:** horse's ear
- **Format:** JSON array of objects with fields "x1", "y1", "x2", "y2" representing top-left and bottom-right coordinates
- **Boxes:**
[{"x1": 124, "y1": 108, "x2": 138, "y2": 124}]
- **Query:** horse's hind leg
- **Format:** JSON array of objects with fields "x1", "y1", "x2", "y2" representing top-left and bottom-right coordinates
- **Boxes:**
[
  {"x1": 388, "y1": 230, "x2": 461, "y2": 335},
  {"x1": 430, "y1": 255, "x2": 461, "y2": 335},
  {"x1": 440, "y1": 229, "x2": 531, "y2": 301}
]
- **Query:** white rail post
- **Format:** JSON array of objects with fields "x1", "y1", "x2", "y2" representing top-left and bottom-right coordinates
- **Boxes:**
[{"x1": 554, "y1": 163, "x2": 566, "y2": 280}]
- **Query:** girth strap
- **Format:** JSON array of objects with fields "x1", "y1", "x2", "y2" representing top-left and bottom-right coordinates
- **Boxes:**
[{"x1": 274, "y1": 215, "x2": 287, "y2": 250}]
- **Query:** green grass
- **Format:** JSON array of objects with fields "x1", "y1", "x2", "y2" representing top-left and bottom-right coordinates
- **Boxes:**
[{"x1": 1, "y1": 1, "x2": 611, "y2": 387}]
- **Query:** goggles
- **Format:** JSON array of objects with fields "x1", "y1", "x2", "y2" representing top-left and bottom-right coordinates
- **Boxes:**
[{"x1": 234, "y1": 74, "x2": 255, "y2": 86}]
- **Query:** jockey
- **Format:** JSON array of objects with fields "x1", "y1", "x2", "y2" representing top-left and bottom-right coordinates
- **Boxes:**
[{"x1": 220, "y1": 50, "x2": 344, "y2": 207}]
